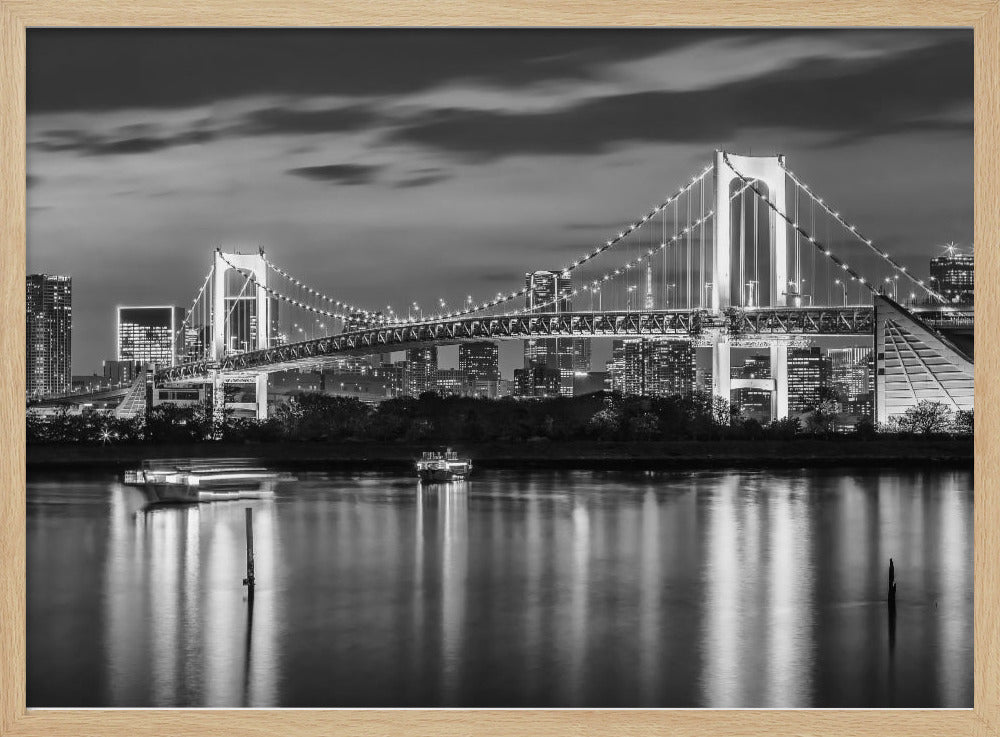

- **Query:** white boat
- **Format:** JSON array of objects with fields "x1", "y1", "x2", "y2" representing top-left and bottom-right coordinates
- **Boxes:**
[
  {"x1": 124, "y1": 459, "x2": 283, "y2": 504},
  {"x1": 416, "y1": 449, "x2": 473, "y2": 483}
]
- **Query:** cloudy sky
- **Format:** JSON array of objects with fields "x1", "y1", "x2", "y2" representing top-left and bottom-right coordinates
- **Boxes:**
[{"x1": 26, "y1": 29, "x2": 973, "y2": 375}]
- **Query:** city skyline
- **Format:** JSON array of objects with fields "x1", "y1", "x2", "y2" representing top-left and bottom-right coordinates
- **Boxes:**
[{"x1": 26, "y1": 29, "x2": 973, "y2": 375}]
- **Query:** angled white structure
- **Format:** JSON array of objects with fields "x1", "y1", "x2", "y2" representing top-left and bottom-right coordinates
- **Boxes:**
[{"x1": 874, "y1": 296, "x2": 974, "y2": 424}]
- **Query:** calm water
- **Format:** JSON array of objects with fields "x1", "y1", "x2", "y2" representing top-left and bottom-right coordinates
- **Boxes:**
[{"x1": 27, "y1": 467, "x2": 972, "y2": 708}]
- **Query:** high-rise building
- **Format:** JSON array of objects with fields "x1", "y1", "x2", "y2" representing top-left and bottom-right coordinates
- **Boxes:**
[
  {"x1": 459, "y1": 342, "x2": 499, "y2": 383},
  {"x1": 828, "y1": 347, "x2": 871, "y2": 401},
  {"x1": 513, "y1": 361, "x2": 561, "y2": 398},
  {"x1": 117, "y1": 305, "x2": 185, "y2": 366},
  {"x1": 646, "y1": 340, "x2": 695, "y2": 397},
  {"x1": 571, "y1": 339, "x2": 591, "y2": 373},
  {"x1": 608, "y1": 340, "x2": 626, "y2": 393},
  {"x1": 622, "y1": 339, "x2": 647, "y2": 396},
  {"x1": 787, "y1": 346, "x2": 827, "y2": 414},
  {"x1": 432, "y1": 369, "x2": 471, "y2": 397},
  {"x1": 929, "y1": 251, "x2": 974, "y2": 303},
  {"x1": 403, "y1": 346, "x2": 437, "y2": 397},
  {"x1": 524, "y1": 270, "x2": 575, "y2": 395},
  {"x1": 26, "y1": 274, "x2": 72, "y2": 397}
]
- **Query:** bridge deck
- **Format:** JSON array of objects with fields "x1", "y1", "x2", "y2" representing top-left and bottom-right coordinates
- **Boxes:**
[{"x1": 158, "y1": 307, "x2": 887, "y2": 382}]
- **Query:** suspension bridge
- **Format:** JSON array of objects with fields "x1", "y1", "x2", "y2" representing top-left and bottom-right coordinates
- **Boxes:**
[{"x1": 62, "y1": 151, "x2": 981, "y2": 425}]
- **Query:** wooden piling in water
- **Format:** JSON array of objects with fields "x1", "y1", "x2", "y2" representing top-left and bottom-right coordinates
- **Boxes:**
[
  {"x1": 888, "y1": 557, "x2": 896, "y2": 613},
  {"x1": 243, "y1": 507, "x2": 255, "y2": 593}
]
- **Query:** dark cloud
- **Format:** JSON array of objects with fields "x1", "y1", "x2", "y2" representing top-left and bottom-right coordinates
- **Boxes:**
[
  {"x1": 26, "y1": 29, "x2": 910, "y2": 114},
  {"x1": 33, "y1": 127, "x2": 216, "y2": 156},
  {"x1": 236, "y1": 105, "x2": 377, "y2": 136},
  {"x1": 29, "y1": 104, "x2": 372, "y2": 157},
  {"x1": 286, "y1": 164, "x2": 381, "y2": 185},
  {"x1": 386, "y1": 38, "x2": 972, "y2": 160},
  {"x1": 391, "y1": 168, "x2": 451, "y2": 188}
]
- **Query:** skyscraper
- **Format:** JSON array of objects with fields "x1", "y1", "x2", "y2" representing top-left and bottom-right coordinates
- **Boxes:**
[
  {"x1": 608, "y1": 340, "x2": 626, "y2": 393},
  {"x1": 929, "y1": 251, "x2": 974, "y2": 303},
  {"x1": 459, "y1": 341, "x2": 499, "y2": 382},
  {"x1": 403, "y1": 346, "x2": 437, "y2": 397},
  {"x1": 459, "y1": 341, "x2": 500, "y2": 397},
  {"x1": 117, "y1": 306, "x2": 185, "y2": 366},
  {"x1": 523, "y1": 270, "x2": 575, "y2": 395},
  {"x1": 622, "y1": 339, "x2": 647, "y2": 396},
  {"x1": 513, "y1": 361, "x2": 561, "y2": 398},
  {"x1": 26, "y1": 274, "x2": 72, "y2": 397},
  {"x1": 787, "y1": 346, "x2": 827, "y2": 415},
  {"x1": 646, "y1": 340, "x2": 695, "y2": 397}
]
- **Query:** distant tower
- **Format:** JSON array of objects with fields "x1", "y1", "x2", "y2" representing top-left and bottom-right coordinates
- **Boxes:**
[{"x1": 26, "y1": 274, "x2": 72, "y2": 397}]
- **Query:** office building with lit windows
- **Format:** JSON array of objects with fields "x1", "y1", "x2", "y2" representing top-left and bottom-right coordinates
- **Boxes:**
[
  {"x1": 116, "y1": 305, "x2": 185, "y2": 366},
  {"x1": 403, "y1": 346, "x2": 437, "y2": 397},
  {"x1": 459, "y1": 341, "x2": 499, "y2": 383},
  {"x1": 514, "y1": 360, "x2": 562, "y2": 398},
  {"x1": 26, "y1": 274, "x2": 72, "y2": 397},
  {"x1": 646, "y1": 340, "x2": 695, "y2": 397},
  {"x1": 929, "y1": 251, "x2": 974, "y2": 303},
  {"x1": 787, "y1": 346, "x2": 828, "y2": 414},
  {"x1": 524, "y1": 270, "x2": 575, "y2": 395}
]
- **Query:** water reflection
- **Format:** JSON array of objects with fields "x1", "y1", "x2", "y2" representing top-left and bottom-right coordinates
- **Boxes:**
[{"x1": 27, "y1": 467, "x2": 973, "y2": 708}]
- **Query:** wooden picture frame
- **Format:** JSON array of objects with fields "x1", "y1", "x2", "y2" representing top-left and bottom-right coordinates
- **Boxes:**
[{"x1": 1, "y1": 2, "x2": 997, "y2": 735}]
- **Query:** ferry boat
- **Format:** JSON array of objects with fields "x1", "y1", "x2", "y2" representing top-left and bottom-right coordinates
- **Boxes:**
[
  {"x1": 416, "y1": 449, "x2": 473, "y2": 483},
  {"x1": 123, "y1": 459, "x2": 284, "y2": 504}
]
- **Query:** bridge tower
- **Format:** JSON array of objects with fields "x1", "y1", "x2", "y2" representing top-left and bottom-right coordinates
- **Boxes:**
[
  {"x1": 712, "y1": 151, "x2": 790, "y2": 419},
  {"x1": 211, "y1": 249, "x2": 270, "y2": 419}
]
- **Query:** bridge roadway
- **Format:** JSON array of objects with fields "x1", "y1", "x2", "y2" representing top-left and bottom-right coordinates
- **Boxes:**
[{"x1": 157, "y1": 306, "x2": 890, "y2": 383}]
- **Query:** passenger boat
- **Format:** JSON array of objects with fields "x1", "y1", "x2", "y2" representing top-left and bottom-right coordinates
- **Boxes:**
[
  {"x1": 123, "y1": 459, "x2": 284, "y2": 504},
  {"x1": 416, "y1": 449, "x2": 473, "y2": 483}
]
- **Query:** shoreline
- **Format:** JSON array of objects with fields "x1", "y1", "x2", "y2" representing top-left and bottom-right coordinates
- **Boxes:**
[{"x1": 26, "y1": 438, "x2": 973, "y2": 472}]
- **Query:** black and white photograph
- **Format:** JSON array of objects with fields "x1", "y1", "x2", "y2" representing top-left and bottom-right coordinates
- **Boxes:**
[{"x1": 24, "y1": 28, "x2": 974, "y2": 708}]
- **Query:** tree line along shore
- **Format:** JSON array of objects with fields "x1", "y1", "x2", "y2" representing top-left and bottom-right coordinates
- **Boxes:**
[{"x1": 26, "y1": 391, "x2": 972, "y2": 470}]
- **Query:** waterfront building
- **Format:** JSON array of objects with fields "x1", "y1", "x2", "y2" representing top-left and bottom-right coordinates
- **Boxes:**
[
  {"x1": 646, "y1": 340, "x2": 695, "y2": 397},
  {"x1": 433, "y1": 369, "x2": 472, "y2": 397},
  {"x1": 828, "y1": 347, "x2": 871, "y2": 400},
  {"x1": 787, "y1": 346, "x2": 827, "y2": 414},
  {"x1": 513, "y1": 361, "x2": 561, "y2": 398},
  {"x1": 404, "y1": 346, "x2": 437, "y2": 397},
  {"x1": 459, "y1": 342, "x2": 499, "y2": 383},
  {"x1": 116, "y1": 305, "x2": 185, "y2": 366},
  {"x1": 622, "y1": 339, "x2": 647, "y2": 396},
  {"x1": 607, "y1": 340, "x2": 626, "y2": 393},
  {"x1": 929, "y1": 251, "x2": 974, "y2": 304},
  {"x1": 26, "y1": 274, "x2": 72, "y2": 397},
  {"x1": 524, "y1": 270, "x2": 575, "y2": 395}
]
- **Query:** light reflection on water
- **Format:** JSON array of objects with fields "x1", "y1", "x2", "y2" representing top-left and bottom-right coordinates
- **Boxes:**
[{"x1": 27, "y1": 467, "x2": 972, "y2": 707}]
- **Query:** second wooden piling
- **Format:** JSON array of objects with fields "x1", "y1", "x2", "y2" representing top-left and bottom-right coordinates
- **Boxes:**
[{"x1": 243, "y1": 507, "x2": 255, "y2": 592}]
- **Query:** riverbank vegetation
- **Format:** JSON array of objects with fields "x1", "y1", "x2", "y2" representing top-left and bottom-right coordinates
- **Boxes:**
[{"x1": 26, "y1": 391, "x2": 973, "y2": 445}]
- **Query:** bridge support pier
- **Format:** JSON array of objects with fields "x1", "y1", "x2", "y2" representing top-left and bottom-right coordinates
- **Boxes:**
[
  {"x1": 255, "y1": 373, "x2": 268, "y2": 421},
  {"x1": 770, "y1": 342, "x2": 789, "y2": 421},
  {"x1": 712, "y1": 341, "x2": 731, "y2": 412}
]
